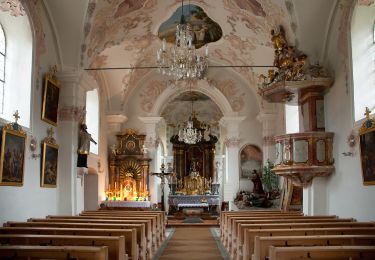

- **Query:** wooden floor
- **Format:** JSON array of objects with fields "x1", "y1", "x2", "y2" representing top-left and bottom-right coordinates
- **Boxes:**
[{"x1": 159, "y1": 227, "x2": 224, "y2": 260}]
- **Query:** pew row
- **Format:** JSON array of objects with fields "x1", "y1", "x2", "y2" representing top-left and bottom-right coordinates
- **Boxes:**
[
  {"x1": 234, "y1": 222, "x2": 375, "y2": 260},
  {"x1": 0, "y1": 227, "x2": 138, "y2": 260},
  {"x1": 0, "y1": 234, "x2": 126, "y2": 260},
  {"x1": 268, "y1": 245, "x2": 375, "y2": 260},
  {"x1": 0, "y1": 245, "x2": 109, "y2": 260},
  {"x1": 243, "y1": 227, "x2": 375, "y2": 260}
]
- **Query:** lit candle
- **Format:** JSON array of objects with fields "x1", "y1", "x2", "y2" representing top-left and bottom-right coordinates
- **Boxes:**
[{"x1": 205, "y1": 45, "x2": 209, "y2": 57}]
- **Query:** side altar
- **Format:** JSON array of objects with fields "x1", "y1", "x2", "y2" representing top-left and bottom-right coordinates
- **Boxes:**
[{"x1": 105, "y1": 129, "x2": 152, "y2": 202}]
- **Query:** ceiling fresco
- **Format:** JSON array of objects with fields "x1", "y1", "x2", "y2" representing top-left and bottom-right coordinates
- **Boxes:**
[
  {"x1": 78, "y1": 0, "x2": 335, "y2": 113},
  {"x1": 158, "y1": 4, "x2": 223, "y2": 48}
]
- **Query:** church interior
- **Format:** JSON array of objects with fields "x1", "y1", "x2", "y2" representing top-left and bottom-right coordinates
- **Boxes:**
[{"x1": 0, "y1": 0, "x2": 375, "y2": 259}]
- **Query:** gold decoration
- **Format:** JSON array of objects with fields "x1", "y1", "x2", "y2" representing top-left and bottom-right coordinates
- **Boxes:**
[
  {"x1": 259, "y1": 26, "x2": 308, "y2": 87},
  {"x1": 44, "y1": 127, "x2": 57, "y2": 145}
]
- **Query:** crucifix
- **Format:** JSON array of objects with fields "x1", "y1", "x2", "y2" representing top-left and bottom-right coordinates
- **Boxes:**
[
  {"x1": 13, "y1": 110, "x2": 20, "y2": 123},
  {"x1": 151, "y1": 161, "x2": 172, "y2": 211}
]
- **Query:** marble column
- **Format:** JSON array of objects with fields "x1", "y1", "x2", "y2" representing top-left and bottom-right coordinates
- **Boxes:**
[
  {"x1": 220, "y1": 116, "x2": 245, "y2": 208},
  {"x1": 139, "y1": 117, "x2": 163, "y2": 204},
  {"x1": 56, "y1": 69, "x2": 87, "y2": 215}
]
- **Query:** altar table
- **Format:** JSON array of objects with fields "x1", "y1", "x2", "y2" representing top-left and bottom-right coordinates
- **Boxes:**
[
  {"x1": 100, "y1": 200, "x2": 151, "y2": 209},
  {"x1": 168, "y1": 195, "x2": 220, "y2": 215}
]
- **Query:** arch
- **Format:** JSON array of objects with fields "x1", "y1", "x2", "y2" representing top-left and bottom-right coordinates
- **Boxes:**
[{"x1": 150, "y1": 79, "x2": 236, "y2": 117}]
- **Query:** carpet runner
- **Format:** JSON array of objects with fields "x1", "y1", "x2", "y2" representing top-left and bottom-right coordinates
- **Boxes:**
[{"x1": 158, "y1": 227, "x2": 225, "y2": 260}]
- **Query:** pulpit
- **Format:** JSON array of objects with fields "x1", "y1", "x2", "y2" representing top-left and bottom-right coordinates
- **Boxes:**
[{"x1": 107, "y1": 129, "x2": 152, "y2": 200}]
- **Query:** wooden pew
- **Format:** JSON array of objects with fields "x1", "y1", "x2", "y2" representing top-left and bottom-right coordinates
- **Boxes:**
[
  {"x1": 31, "y1": 217, "x2": 158, "y2": 254},
  {"x1": 225, "y1": 215, "x2": 339, "y2": 249},
  {"x1": 243, "y1": 227, "x2": 375, "y2": 260},
  {"x1": 5, "y1": 221, "x2": 149, "y2": 260},
  {"x1": 222, "y1": 213, "x2": 305, "y2": 245},
  {"x1": 268, "y1": 245, "x2": 375, "y2": 260},
  {"x1": 46, "y1": 214, "x2": 162, "y2": 248},
  {"x1": 80, "y1": 211, "x2": 166, "y2": 241},
  {"x1": 0, "y1": 234, "x2": 126, "y2": 260},
  {"x1": 221, "y1": 211, "x2": 302, "y2": 238},
  {"x1": 253, "y1": 234, "x2": 375, "y2": 260},
  {"x1": 234, "y1": 222, "x2": 375, "y2": 260},
  {"x1": 0, "y1": 245, "x2": 109, "y2": 260},
  {"x1": 0, "y1": 227, "x2": 139, "y2": 260}
]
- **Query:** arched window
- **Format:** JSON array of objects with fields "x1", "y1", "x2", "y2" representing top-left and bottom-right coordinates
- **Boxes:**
[
  {"x1": 0, "y1": 8, "x2": 33, "y2": 127},
  {"x1": 0, "y1": 24, "x2": 5, "y2": 114},
  {"x1": 351, "y1": 4, "x2": 375, "y2": 122},
  {"x1": 86, "y1": 89, "x2": 99, "y2": 155}
]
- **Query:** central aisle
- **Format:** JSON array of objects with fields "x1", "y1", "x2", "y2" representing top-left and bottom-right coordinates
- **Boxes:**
[{"x1": 159, "y1": 227, "x2": 224, "y2": 260}]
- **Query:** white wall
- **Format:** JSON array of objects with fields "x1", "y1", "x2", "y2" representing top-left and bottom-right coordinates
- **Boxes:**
[
  {"x1": 323, "y1": 2, "x2": 375, "y2": 221},
  {"x1": 0, "y1": 2, "x2": 61, "y2": 224}
]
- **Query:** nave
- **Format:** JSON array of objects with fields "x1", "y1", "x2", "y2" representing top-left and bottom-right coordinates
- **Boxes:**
[{"x1": 0, "y1": 208, "x2": 375, "y2": 259}]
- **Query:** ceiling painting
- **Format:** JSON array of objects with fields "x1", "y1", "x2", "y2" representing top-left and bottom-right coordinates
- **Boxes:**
[{"x1": 158, "y1": 4, "x2": 223, "y2": 48}]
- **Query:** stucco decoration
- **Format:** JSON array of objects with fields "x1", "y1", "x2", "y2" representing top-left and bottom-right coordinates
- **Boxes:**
[
  {"x1": 158, "y1": 4, "x2": 222, "y2": 49},
  {"x1": 0, "y1": 0, "x2": 25, "y2": 16},
  {"x1": 140, "y1": 80, "x2": 168, "y2": 112},
  {"x1": 207, "y1": 79, "x2": 244, "y2": 112},
  {"x1": 358, "y1": 0, "x2": 374, "y2": 6},
  {"x1": 337, "y1": 0, "x2": 352, "y2": 94},
  {"x1": 59, "y1": 106, "x2": 86, "y2": 122},
  {"x1": 84, "y1": 0, "x2": 156, "y2": 66},
  {"x1": 224, "y1": 137, "x2": 241, "y2": 147}
]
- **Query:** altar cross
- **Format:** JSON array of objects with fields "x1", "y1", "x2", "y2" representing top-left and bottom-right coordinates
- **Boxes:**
[{"x1": 13, "y1": 110, "x2": 20, "y2": 123}]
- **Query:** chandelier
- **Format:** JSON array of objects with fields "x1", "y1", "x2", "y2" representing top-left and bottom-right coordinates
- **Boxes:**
[
  {"x1": 178, "y1": 94, "x2": 203, "y2": 144},
  {"x1": 156, "y1": 0, "x2": 208, "y2": 81}
]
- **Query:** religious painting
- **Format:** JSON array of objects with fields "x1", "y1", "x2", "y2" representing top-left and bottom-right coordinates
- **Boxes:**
[
  {"x1": 240, "y1": 144, "x2": 262, "y2": 178},
  {"x1": 41, "y1": 73, "x2": 60, "y2": 126},
  {"x1": 41, "y1": 141, "x2": 59, "y2": 187},
  {"x1": 359, "y1": 109, "x2": 375, "y2": 185},
  {"x1": 158, "y1": 4, "x2": 222, "y2": 49},
  {"x1": 0, "y1": 126, "x2": 26, "y2": 186}
]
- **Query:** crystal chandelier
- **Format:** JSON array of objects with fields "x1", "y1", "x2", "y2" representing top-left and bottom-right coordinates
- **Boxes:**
[
  {"x1": 156, "y1": 0, "x2": 208, "y2": 81},
  {"x1": 178, "y1": 94, "x2": 202, "y2": 144},
  {"x1": 178, "y1": 118, "x2": 202, "y2": 144}
]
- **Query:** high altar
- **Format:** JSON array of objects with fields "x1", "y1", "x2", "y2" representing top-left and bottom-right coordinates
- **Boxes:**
[{"x1": 106, "y1": 129, "x2": 151, "y2": 201}]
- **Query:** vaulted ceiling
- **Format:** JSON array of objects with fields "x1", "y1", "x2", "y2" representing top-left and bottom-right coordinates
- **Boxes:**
[{"x1": 43, "y1": 0, "x2": 339, "y2": 113}]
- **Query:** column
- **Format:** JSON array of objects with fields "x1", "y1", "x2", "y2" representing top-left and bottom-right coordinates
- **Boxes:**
[
  {"x1": 256, "y1": 112, "x2": 278, "y2": 163},
  {"x1": 139, "y1": 117, "x2": 164, "y2": 204},
  {"x1": 220, "y1": 116, "x2": 245, "y2": 208},
  {"x1": 57, "y1": 69, "x2": 86, "y2": 215}
]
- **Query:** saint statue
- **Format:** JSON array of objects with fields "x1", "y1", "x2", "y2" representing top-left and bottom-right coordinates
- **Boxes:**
[{"x1": 77, "y1": 123, "x2": 97, "y2": 168}]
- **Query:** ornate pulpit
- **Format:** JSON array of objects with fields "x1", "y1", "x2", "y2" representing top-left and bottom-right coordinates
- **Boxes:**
[{"x1": 108, "y1": 129, "x2": 151, "y2": 199}]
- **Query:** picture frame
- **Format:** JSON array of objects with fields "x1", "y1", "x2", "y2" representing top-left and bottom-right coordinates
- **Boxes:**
[
  {"x1": 41, "y1": 67, "x2": 60, "y2": 126},
  {"x1": 41, "y1": 136, "x2": 59, "y2": 188},
  {"x1": 359, "y1": 108, "x2": 375, "y2": 185},
  {"x1": 240, "y1": 144, "x2": 262, "y2": 178},
  {"x1": 0, "y1": 122, "x2": 26, "y2": 186}
]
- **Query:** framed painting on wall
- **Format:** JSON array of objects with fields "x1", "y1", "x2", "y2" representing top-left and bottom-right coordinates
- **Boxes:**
[
  {"x1": 359, "y1": 107, "x2": 375, "y2": 185},
  {"x1": 41, "y1": 129, "x2": 59, "y2": 187},
  {"x1": 41, "y1": 66, "x2": 60, "y2": 126},
  {"x1": 0, "y1": 120, "x2": 26, "y2": 186},
  {"x1": 240, "y1": 144, "x2": 262, "y2": 178}
]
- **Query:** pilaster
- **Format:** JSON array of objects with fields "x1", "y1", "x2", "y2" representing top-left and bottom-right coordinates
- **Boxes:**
[
  {"x1": 220, "y1": 116, "x2": 245, "y2": 205},
  {"x1": 56, "y1": 69, "x2": 86, "y2": 215},
  {"x1": 257, "y1": 112, "x2": 278, "y2": 163},
  {"x1": 139, "y1": 116, "x2": 164, "y2": 203}
]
